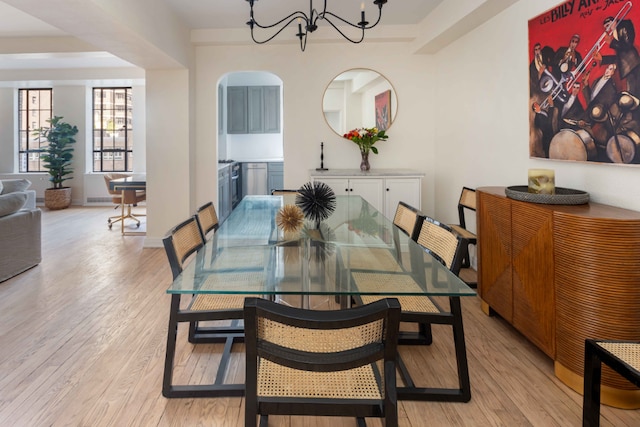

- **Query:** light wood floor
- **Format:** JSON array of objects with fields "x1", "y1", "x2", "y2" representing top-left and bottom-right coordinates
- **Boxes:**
[{"x1": 1, "y1": 207, "x2": 639, "y2": 426}]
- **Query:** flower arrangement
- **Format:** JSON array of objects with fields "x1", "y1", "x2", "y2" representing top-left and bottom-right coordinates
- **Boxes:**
[{"x1": 343, "y1": 127, "x2": 388, "y2": 155}]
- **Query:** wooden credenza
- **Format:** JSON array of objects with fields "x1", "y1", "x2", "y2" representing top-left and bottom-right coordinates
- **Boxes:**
[{"x1": 477, "y1": 187, "x2": 640, "y2": 408}]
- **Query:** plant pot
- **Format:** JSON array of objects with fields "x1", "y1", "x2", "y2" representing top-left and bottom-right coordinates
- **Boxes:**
[{"x1": 44, "y1": 187, "x2": 72, "y2": 210}]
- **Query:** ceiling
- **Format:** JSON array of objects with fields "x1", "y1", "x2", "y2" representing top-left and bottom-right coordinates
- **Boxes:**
[
  {"x1": 0, "y1": 0, "x2": 444, "y2": 70},
  {"x1": 163, "y1": 0, "x2": 443, "y2": 30}
]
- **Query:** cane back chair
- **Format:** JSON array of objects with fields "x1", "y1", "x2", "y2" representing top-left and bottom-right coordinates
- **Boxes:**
[
  {"x1": 162, "y1": 215, "x2": 256, "y2": 397},
  {"x1": 244, "y1": 297, "x2": 401, "y2": 427},
  {"x1": 196, "y1": 201, "x2": 219, "y2": 239},
  {"x1": 352, "y1": 214, "x2": 472, "y2": 402},
  {"x1": 448, "y1": 187, "x2": 477, "y2": 285}
]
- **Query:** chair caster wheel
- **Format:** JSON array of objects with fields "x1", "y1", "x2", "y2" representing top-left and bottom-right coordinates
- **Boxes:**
[
  {"x1": 108, "y1": 224, "x2": 112, "y2": 229},
  {"x1": 136, "y1": 223, "x2": 140, "y2": 228}
]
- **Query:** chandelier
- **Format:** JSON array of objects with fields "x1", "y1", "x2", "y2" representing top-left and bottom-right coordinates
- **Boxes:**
[{"x1": 246, "y1": 0, "x2": 388, "y2": 52}]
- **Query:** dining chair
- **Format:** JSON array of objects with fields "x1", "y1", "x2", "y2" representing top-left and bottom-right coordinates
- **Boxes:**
[
  {"x1": 103, "y1": 173, "x2": 146, "y2": 229},
  {"x1": 270, "y1": 189, "x2": 299, "y2": 196},
  {"x1": 336, "y1": 201, "x2": 421, "y2": 292},
  {"x1": 583, "y1": 339, "x2": 640, "y2": 427},
  {"x1": 195, "y1": 201, "x2": 219, "y2": 240},
  {"x1": 244, "y1": 297, "x2": 401, "y2": 427},
  {"x1": 448, "y1": 187, "x2": 477, "y2": 286},
  {"x1": 162, "y1": 215, "x2": 246, "y2": 343},
  {"x1": 351, "y1": 214, "x2": 472, "y2": 402}
]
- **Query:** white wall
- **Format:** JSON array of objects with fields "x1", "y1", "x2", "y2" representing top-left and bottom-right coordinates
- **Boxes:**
[{"x1": 195, "y1": 42, "x2": 435, "y2": 221}]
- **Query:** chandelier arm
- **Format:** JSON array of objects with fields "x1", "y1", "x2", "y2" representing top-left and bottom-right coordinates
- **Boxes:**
[
  {"x1": 321, "y1": 16, "x2": 365, "y2": 44},
  {"x1": 321, "y1": 8, "x2": 382, "y2": 30},
  {"x1": 250, "y1": 16, "x2": 306, "y2": 44},
  {"x1": 251, "y1": 11, "x2": 308, "y2": 30}
]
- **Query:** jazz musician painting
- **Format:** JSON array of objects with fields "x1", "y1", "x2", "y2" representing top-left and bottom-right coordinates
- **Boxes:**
[{"x1": 529, "y1": 1, "x2": 640, "y2": 165}]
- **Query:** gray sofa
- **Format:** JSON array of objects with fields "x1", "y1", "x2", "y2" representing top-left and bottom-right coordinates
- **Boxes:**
[{"x1": 0, "y1": 179, "x2": 41, "y2": 282}]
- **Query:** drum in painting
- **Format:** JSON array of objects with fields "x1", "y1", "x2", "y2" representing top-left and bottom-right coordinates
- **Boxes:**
[
  {"x1": 606, "y1": 130, "x2": 640, "y2": 163},
  {"x1": 549, "y1": 129, "x2": 597, "y2": 161}
]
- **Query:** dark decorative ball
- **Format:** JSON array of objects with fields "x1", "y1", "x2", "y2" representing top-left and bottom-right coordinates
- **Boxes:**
[{"x1": 295, "y1": 181, "x2": 336, "y2": 225}]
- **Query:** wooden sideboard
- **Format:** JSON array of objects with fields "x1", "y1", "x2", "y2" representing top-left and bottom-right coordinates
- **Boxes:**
[{"x1": 477, "y1": 187, "x2": 640, "y2": 408}]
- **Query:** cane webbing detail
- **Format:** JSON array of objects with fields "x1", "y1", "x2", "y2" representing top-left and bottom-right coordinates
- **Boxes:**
[
  {"x1": 197, "y1": 204, "x2": 218, "y2": 234},
  {"x1": 190, "y1": 294, "x2": 249, "y2": 311},
  {"x1": 341, "y1": 247, "x2": 403, "y2": 272},
  {"x1": 417, "y1": 221, "x2": 457, "y2": 268},
  {"x1": 213, "y1": 248, "x2": 265, "y2": 269},
  {"x1": 460, "y1": 188, "x2": 476, "y2": 210},
  {"x1": 597, "y1": 342, "x2": 640, "y2": 372},
  {"x1": 353, "y1": 272, "x2": 439, "y2": 313},
  {"x1": 257, "y1": 358, "x2": 383, "y2": 399},
  {"x1": 393, "y1": 204, "x2": 418, "y2": 236},
  {"x1": 200, "y1": 271, "x2": 265, "y2": 293},
  {"x1": 172, "y1": 220, "x2": 203, "y2": 266},
  {"x1": 450, "y1": 224, "x2": 476, "y2": 240},
  {"x1": 257, "y1": 317, "x2": 383, "y2": 352}
]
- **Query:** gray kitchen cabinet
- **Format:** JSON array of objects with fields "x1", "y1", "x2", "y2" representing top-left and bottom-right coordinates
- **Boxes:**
[
  {"x1": 261, "y1": 86, "x2": 280, "y2": 133},
  {"x1": 227, "y1": 86, "x2": 280, "y2": 134},
  {"x1": 218, "y1": 166, "x2": 231, "y2": 223},
  {"x1": 267, "y1": 162, "x2": 284, "y2": 193},
  {"x1": 227, "y1": 86, "x2": 247, "y2": 134}
]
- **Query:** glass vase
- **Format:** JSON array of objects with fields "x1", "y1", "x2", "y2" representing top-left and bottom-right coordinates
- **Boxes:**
[{"x1": 360, "y1": 151, "x2": 370, "y2": 171}]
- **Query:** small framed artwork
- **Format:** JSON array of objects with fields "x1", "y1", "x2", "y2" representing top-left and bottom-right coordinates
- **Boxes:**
[{"x1": 375, "y1": 90, "x2": 391, "y2": 130}]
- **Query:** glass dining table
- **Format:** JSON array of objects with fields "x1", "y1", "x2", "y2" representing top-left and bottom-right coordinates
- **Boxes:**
[{"x1": 164, "y1": 195, "x2": 476, "y2": 402}]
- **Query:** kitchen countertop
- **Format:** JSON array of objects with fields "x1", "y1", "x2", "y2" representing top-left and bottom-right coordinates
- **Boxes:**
[{"x1": 218, "y1": 160, "x2": 283, "y2": 171}]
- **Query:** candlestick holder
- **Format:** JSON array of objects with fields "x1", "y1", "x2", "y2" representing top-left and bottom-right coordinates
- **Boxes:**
[{"x1": 315, "y1": 142, "x2": 328, "y2": 171}]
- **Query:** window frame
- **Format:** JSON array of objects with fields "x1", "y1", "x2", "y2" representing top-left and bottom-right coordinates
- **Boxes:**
[
  {"x1": 92, "y1": 87, "x2": 133, "y2": 172},
  {"x1": 18, "y1": 88, "x2": 53, "y2": 173}
]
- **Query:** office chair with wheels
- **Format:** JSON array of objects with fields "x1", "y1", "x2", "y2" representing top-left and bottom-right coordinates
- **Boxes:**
[{"x1": 104, "y1": 173, "x2": 146, "y2": 229}]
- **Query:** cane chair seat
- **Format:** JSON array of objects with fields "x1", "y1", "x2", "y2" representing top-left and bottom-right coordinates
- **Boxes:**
[
  {"x1": 357, "y1": 273, "x2": 439, "y2": 314},
  {"x1": 270, "y1": 189, "x2": 299, "y2": 196},
  {"x1": 339, "y1": 201, "x2": 420, "y2": 274},
  {"x1": 583, "y1": 339, "x2": 640, "y2": 426},
  {"x1": 244, "y1": 297, "x2": 401, "y2": 427},
  {"x1": 596, "y1": 342, "x2": 640, "y2": 371}
]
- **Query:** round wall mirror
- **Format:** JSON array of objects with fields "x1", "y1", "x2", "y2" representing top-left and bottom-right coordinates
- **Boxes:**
[{"x1": 322, "y1": 68, "x2": 398, "y2": 136}]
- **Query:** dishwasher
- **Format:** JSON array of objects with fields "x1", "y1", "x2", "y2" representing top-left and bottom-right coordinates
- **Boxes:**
[{"x1": 242, "y1": 162, "x2": 268, "y2": 196}]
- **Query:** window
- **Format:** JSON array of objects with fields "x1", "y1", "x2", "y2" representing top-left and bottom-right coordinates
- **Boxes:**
[
  {"x1": 18, "y1": 88, "x2": 52, "y2": 172},
  {"x1": 93, "y1": 87, "x2": 133, "y2": 172}
]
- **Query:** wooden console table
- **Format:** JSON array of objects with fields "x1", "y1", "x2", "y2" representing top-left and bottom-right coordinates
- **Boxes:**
[{"x1": 477, "y1": 186, "x2": 640, "y2": 408}]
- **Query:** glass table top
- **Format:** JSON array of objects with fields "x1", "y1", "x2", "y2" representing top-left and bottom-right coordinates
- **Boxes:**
[{"x1": 167, "y1": 195, "x2": 476, "y2": 297}]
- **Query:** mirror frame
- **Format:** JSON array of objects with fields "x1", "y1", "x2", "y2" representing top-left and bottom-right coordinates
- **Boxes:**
[{"x1": 322, "y1": 68, "x2": 398, "y2": 137}]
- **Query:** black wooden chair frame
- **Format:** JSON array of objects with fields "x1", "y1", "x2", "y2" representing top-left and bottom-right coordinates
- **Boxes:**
[
  {"x1": 583, "y1": 339, "x2": 640, "y2": 426},
  {"x1": 244, "y1": 297, "x2": 401, "y2": 427},
  {"x1": 162, "y1": 215, "x2": 245, "y2": 398}
]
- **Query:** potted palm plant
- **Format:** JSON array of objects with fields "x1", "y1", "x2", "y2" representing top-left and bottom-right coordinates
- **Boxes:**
[{"x1": 35, "y1": 116, "x2": 78, "y2": 210}]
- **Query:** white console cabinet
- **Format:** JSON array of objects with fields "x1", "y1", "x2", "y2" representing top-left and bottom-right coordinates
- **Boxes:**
[{"x1": 310, "y1": 169, "x2": 423, "y2": 219}]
